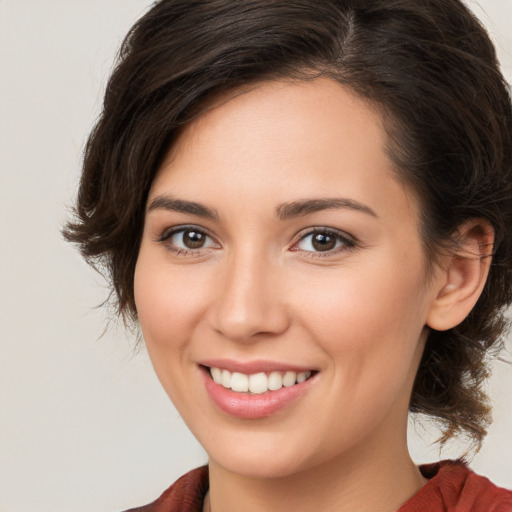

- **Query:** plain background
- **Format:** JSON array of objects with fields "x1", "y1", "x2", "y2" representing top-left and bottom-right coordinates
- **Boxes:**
[{"x1": 0, "y1": 1, "x2": 511, "y2": 511}]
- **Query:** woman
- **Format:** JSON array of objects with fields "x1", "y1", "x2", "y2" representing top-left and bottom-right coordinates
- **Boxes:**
[{"x1": 65, "y1": 0, "x2": 512, "y2": 510}]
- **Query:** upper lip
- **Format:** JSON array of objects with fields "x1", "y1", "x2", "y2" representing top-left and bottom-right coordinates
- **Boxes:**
[{"x1": 199, "y1": 358, "x2": 316, "y2": 374}]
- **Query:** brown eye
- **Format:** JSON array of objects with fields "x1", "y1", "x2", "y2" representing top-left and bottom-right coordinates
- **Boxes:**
[
  {"x1": 165, "y1": 227, "x2": 217, "y2": 253},
  {"x1": 182, "y1": 229, "x2": 206, "y2": 248},
  {"x1": 311, "y1": 233, "x2": 336, "y2": 251},
  {"x1": 295, "y1": 229, "x2": 354, "y2": 254}
]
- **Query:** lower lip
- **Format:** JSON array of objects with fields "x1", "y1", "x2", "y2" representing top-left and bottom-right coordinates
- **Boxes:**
[{"x1": 201, "y1": 368, "x2": 316, "y2": 419}]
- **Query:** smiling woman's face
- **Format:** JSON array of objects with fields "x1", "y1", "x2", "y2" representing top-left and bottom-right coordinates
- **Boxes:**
[{"x1": 134, "y1": 79, "x2": 444, "y2": 478}]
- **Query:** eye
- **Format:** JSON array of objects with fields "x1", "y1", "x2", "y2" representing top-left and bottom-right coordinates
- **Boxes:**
[
  {"x1": 160, "y1": 226, "x2": 218, "y2": 254},
  {"x1": 293, "y1": 228, "x2": 355, "y2": 254}
]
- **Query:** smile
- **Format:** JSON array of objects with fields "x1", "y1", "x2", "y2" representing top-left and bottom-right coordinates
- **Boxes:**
[
  {"x1": 201, "y1": 363, "x2": 318, "y2": 419},
  {"x1": 209, "y1": 367, "x2": 313, "y2": 395}
]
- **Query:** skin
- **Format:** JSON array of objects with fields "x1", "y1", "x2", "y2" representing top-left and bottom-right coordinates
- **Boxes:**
[{"x1": 134, "y1": 79, "x2": 489, "y2": 512}]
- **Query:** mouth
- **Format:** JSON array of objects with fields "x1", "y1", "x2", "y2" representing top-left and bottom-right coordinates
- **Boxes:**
[
  {"x1": 199, "y1": 359, "x2": 318, "y2": 418},
  {"x1": 207, "y1": 366, "x2": 315, "y2": 395}
]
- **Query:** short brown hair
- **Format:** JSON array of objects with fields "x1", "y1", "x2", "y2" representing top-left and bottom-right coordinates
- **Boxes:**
[{"x1": 64, "y1": 0, "x2": 512, "y2": 449}]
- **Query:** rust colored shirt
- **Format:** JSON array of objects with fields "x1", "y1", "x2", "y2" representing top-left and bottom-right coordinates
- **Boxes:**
[{"x1": 124, "y1": 460, "x2": 512, "y2": 512}]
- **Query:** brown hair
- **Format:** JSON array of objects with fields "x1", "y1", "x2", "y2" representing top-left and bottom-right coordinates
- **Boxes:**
[{"x1": 64, "y1": 0, "x2": 512, "y2": 449}]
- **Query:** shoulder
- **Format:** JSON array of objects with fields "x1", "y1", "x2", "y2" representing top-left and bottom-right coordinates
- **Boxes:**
[
  {"x1": 400, "y1": 460, "x2": 512, "y2": 512},
  {"x1": 121, "y1": 466, "x2": 209, "y2": 512}
]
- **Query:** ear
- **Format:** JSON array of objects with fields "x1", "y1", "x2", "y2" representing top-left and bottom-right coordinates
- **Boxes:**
[{"x1": 426, "y1": 219, "x2": 494, "y2": 331}]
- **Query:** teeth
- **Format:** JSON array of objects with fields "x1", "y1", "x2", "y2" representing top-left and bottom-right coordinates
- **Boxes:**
[
  {"x1": 249, "y1": 372, "x2": 268, "y2": 394},
  {"x1": 230, "y1": 372, "x2": 249, "y2": 392},
  {"x1": 268, "y1": 371, "x2": 283, "y2": 391},
  {"x1": 210, "y1": 367, "x2": 312, "y2": 394},
  {"x1": 296, "y1": 371, "x2": 309, "y2": 383},
  {"x1": 282, "y1": 371, "x2": 297, "y2": 387},
  {"x1": 211, "y1": 367, "x2": 222, "y2": 384},
  {"x1": 221, "y1": 369, "x2": 231, "y2": 388}
]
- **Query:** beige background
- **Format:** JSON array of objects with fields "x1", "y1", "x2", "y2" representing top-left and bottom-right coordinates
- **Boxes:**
[{"x1": 0, "y1": 1, "x2": 511, "y2": 511}]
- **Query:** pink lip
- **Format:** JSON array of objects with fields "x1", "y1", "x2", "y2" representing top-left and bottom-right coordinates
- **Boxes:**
[
  {"x1": 200, "y1": 358, "x2": 315, "y2": 374},
  {"x1": 200, "y1": 365, "x2": 317, "y2": 419}
]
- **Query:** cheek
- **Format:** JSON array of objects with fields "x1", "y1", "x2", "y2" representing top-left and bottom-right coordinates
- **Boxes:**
[
  {"x1": 134, "y1": 250, "x2": 207, "y2": 355},
  {"x1": 292, "y1": 257, "x2": 430, "y2": 373},
  {"x1": 291, "y1": 264, "x2": 430, "y2": 438},
  {"x1": 133, "y1": 250, "x2": 213, "y2": 411}
]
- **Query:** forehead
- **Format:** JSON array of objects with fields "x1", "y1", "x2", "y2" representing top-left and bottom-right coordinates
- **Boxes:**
[
  {"x1": 150, "y1": 78, "x2": 418, "y2": 226},
  {"x1": 174, "y1": 79, "x2": 383, "y2": 151}
]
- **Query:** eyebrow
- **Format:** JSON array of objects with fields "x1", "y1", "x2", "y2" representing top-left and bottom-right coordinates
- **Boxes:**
[
  {"x1": 146, "y1": 195, "x2": 377, "y2": 221},
  {"x1": 276, "y1": 198, "x2": 378, "y2": 220},
  {"x1": 146, "y1": 195, "x2": 220, "y2": 220}
]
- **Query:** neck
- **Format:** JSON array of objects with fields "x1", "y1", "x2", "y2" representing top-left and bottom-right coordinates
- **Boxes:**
[{"x1": 206, "y1": 428, "x2": 426, "y2": 512}]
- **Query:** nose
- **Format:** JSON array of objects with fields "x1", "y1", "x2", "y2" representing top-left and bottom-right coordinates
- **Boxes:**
[{"x1": 208, "y1": 249, "x2": 291, "y2": 342}]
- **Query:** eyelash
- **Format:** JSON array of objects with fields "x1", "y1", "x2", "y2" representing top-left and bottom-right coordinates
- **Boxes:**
[
  {"x1": 157, "y1": 225, "x2": 357, "y2": 258},
  {"x1": 157, "y1": 225, "x2": 218, "y2": 257},
  {"x1": 290, "y1": 227, "x2": 357, "y2": 258}
]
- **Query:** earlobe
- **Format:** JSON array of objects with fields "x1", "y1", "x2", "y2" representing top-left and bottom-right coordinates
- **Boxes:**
[{"x1": 426, "y1": 220, "x2": 494, "y2": 332}]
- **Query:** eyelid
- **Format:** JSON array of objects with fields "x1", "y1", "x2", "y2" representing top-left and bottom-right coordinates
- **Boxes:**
[
  {"x1": 290, "y1": 227, "x2": 357, "y2": 255},
  {"x1": 156, "y1": 224, "x2": 220, "y2": 254},
  {"x1": 157, "y1": 223, "x2": 213, "y2": 240},
  {"x1": 154, "y1": 224, "x2": 356, "y2": 257}
]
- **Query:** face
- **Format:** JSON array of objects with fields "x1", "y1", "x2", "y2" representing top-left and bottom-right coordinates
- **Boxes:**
[{"x1": 134, "y1": 79, "x2": 443, "y2": 479}]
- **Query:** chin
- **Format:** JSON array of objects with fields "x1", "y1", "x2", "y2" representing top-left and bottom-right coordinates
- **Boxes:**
[
  {"x1": 212, "y1": 452, "x2": 313, "y2": 480},
  {"x1": 201, "y1": 429, "x2": 323, "y2": 480}
]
